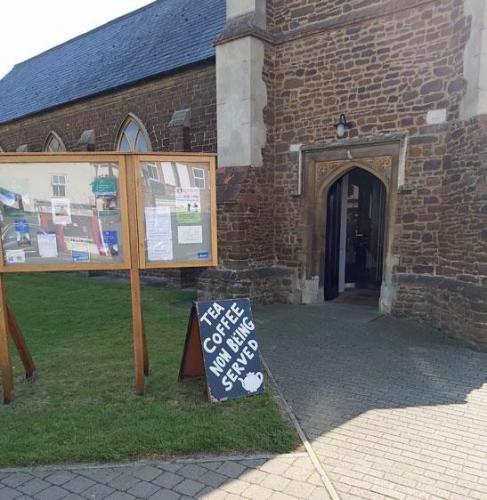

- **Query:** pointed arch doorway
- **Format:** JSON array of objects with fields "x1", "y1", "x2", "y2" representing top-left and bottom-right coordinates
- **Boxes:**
[
  {"x1": 303, "y1": 139, "x2": 403, "y2": 310},
  {"x1": 325, "y1": 168, "x2": 386, "y2": 302}
]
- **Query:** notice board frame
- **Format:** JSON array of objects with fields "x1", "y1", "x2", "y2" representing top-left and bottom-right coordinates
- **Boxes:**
[
  {"x1": 0, "y1": 152, "x2": 218, "y2": 404},
  {"x1": 134, "y1": 154, "x2": 218, "y2": 270},
  {"x1": 0, "y1": 153, "x2": 132, "y2": 273}
]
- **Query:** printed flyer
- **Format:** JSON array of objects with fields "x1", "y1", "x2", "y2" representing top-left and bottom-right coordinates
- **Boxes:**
[
  {"x1": 177, "y1": 225, "x2": 203, "y2": 245},
  {"x1": 37, "y1": 233, "x2": 58, "y2": 258},
  {"x1": 5, "y1": 249, "x2": 26, "y2": 264},
  {"x1": 71, "y1": 241, "x2": 91, "y2": 263},
  {"x1": 93, "y1": 177, "x2": 119, "y2": 215},
  {"x1": 51, "y1": 198, "x2": 72, "y2": 225},
  {"x1": 145, "y1": 206, "x2": 173, "y2": 261},
  {"x1": 175, "y1": 187, "x2": 201, "y2": 224}
]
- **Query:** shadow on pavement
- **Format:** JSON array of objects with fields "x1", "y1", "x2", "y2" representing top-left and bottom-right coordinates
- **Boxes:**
[{"x1": 255, "y1": 302, "x2": 487, "y2": 499}]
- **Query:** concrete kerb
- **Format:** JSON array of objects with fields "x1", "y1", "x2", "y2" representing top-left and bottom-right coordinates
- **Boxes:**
[
  {"x1": 0, "y1": 453, "x2": 308, "y2": 475},
  {"x1": 261, "y1": 354, "x2": 341, "y2": 500}
]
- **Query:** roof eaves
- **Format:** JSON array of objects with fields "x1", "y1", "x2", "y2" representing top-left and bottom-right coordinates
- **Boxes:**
[{"x1": 0, "y1": 55, "x2": 216, "y2": 126}]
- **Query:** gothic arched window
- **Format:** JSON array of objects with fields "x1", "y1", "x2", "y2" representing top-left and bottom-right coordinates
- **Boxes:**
[
  {"x1": 116, "y1": 115, "x2": 151, "y2": 152},
  {"x1": 44, "y1": 132, "x2": 66, "y2": 152}
]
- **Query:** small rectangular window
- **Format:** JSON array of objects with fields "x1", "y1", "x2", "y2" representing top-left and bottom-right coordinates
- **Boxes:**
[
  {"x1": 52, "y1": 175, "x2": 66, "y2": 197},
  {"x1": 146, "y1": 164, "x2": 160, "y2": 181},
  {"x1": 193, "y1": 168, "x2": 205, "y2": 189},
  {"x1": 176, "y1": 163, "x2": 191, "y2": 188},
  {"x1": 161, "y1": 163, "x2": 176, "y2": 186}
]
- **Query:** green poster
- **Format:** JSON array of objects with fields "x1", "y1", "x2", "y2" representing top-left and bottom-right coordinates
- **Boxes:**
[
  {"x1": 176, "y1": 211, "x2": 202, "y2": 224},
  {"x1": 91, "y1": 177, "x2": 118, "y2": 196}
]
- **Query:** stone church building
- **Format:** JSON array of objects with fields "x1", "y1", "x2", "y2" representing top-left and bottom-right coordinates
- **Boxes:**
[{"x1": 0, "y1": 0, "x2": 486, "y2": 348}]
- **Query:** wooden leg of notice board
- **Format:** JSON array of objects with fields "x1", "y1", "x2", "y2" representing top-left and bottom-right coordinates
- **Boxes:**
[
  {"x1": 7, "y1": 301, "x2": 36, "y2": 380},
  {"x1": 0, "y1": 275, "x2": 13, "y2": 404},
  {"x1": 130, "y1": 268, "x2": 145, "y2": 395}
]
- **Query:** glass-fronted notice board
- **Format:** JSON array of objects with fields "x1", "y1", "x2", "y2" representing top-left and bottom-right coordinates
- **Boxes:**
[
  {"x1": 137, "y1": 158, "x2": 217, "y2": 268},
  {"x1": 0, "y1": 158, "x2": 130, "y2": 271},
  {"x1": 0, "y1": 154, "x2": 217, "y2": 272},
  {"x1": 0, "y1": 153, "x2": 217, "y2": 405}
]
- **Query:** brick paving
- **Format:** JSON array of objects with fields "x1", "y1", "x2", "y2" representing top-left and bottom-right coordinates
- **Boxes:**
[
  {"x1": 256, "y1": 302, "x2": 487, "y2": 500},
  {"x1": 0, "y1": 454, "x2": 331, "y2": 499},
  {"x1": 3, "y1": 302, "x2": 487, "y2": 499}
]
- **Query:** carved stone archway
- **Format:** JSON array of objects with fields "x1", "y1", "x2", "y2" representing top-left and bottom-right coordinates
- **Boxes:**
[
  {"x1": 315, "y1": 156, "x2": 393, "y2": 194},
  {"x1": 302, "y1": 137, "x2": 404, "y2": 311}
]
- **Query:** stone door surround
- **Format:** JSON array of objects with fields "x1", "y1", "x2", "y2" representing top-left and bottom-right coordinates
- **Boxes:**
[{"x1": 302, "y1": 135, "x2": 404, "y2": 309}]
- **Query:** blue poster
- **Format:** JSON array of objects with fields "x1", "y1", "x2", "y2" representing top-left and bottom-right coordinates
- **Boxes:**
[
  {"x1": 195, "y1": 299, "x2": 264, "y2": 402},
  {"x1": 0, "y1": 187, "x2": 17, "y2": 207},
  {"x1": 15, "y1": 220, "x2": 29, "y2": 234},
  {"x1": 72, "y1": 251, "x2": 90, "y2": 263},
  {"x1": 102, "y1": 230, "x2": 119, "y2": 257},
  {"x1": 15, "y1": 220, "x2": 31, "y2": 246},
  {"x1": 103, "y1": 231, "x2": 118, "y2": 246}
]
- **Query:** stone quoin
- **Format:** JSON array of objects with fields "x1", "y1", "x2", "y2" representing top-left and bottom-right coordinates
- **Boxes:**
[{"x1": 0, "y1": 0, "x2": 486, "y2": 348}]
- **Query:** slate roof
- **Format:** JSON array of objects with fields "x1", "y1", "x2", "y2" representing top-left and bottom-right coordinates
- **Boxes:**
[{"x1": 0, "y1": 0, "x2": 226, "y2": 124}]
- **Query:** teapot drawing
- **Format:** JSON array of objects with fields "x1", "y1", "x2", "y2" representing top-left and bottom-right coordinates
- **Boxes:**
[{"x1": 239, "y1": 372, "x2": 264, "y2": 393}]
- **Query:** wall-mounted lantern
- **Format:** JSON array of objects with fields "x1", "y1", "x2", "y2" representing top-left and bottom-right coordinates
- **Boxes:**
[{"x1": 334, "y1": 114, "x2": 354, "y2": 138}]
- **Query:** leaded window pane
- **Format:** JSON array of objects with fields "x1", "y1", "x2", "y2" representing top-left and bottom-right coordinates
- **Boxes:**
[
  {"x1": 119, "y1": 135, "x2": 131, "y2": 152},
  {"x1": 135, "y1": 132, "x2": 149, "y2": 152},
  {"x1": 117, "y1": 118, "x2": 151, "y2": 152}
]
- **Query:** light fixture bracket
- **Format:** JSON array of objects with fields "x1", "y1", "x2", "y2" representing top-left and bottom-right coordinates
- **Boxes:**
[{"x1": 334, "y1": 114, "x2": 354, "y2": 138}]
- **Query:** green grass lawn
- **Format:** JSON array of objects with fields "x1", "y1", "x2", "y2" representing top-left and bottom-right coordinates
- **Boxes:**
[{"x1": 0, "y1": 273, "x2": 296, "y2": 466}]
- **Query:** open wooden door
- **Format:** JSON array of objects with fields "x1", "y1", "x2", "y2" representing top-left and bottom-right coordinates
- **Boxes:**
[{"x1": 324, "y1": 178, "x2": 342, "y2": 301}]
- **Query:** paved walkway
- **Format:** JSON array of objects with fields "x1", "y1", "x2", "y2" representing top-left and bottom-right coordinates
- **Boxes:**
[
  {"x1": 0, "y1": 453, "x2": 331, "y2": 500},
  {"x1": 2, "y1": 303, "x2": 487, "y2": 499},
  {"x1": 255, "y1": 303, "x2": 487, "y2": 500}
]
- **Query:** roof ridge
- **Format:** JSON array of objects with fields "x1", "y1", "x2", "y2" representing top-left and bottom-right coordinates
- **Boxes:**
[{"x1": 11, "y1": 0, "x2": 168, "y2": 70}]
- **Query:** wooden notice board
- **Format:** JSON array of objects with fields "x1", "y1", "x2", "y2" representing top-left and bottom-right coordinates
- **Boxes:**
[
  {"x1": 179, "y1": 299, "x2": 265, "y2": 403},
  {"x1": 0, "y1": 153, "x2": 217, "y2": 404}
]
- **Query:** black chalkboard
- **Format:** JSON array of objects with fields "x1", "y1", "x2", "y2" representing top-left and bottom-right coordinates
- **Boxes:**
[{"x1": 179, "y1": 298, "x2": 265, "y2": 403}]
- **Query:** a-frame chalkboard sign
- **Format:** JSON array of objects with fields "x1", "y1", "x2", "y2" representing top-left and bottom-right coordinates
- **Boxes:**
[{"x1": 179, "y1": 299, "x2": 265, "y2": 403}]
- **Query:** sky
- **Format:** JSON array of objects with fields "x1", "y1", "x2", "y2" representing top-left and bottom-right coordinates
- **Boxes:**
[{"x1": 0, "y1": 0, "x2": 155, "y2": 78}]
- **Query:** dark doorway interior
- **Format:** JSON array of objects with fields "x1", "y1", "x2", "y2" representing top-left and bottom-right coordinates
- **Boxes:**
[{"x1": 325, "y1": 168, "x2": 386, "y2": 302}]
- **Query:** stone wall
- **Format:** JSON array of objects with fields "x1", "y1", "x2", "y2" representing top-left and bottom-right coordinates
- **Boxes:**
[
  {"x1": 392, "y1": 115, "x2": 487, "y2": 348},
  {"x1": 268, "y1": 0, "x2": 389, "y2": 33},
  {"x1": 270, "y1": 0, "x2": 468, "y2": 270},
  {"x1": 198, "y1": 266, "x2": 298, "y2": 304},
  {"x1": 200, "y1": 30, "x2": 282, "y2": 302},
  {"x1": 264, "y1": 0, "x2": 486, "y2": 345},
  {"x1": 0, "y1": 63, "x2": 217, "y2": 153},
  {"x1": 393, "y1": 274, "x2": 487, "y2": 350},
  {"x1": 0, "y1": 0, "x2": 485, "y2": 346}
]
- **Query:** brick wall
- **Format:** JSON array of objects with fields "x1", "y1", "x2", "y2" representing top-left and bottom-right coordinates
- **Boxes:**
[
  {"x1": 0, "y1": 62, "x2": 217, "y2": 287},
  {"x1": 0, "y1": 63, "x2": 217, "y2": 154}
]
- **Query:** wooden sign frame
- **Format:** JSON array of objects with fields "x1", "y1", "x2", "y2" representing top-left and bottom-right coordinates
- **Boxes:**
[
  {"x1": 135, "y1": 155, "x2": 218, "y2": 270},
  {"x1": 0, "y1": 154, "x2": 131, "y2": 273},
  {"x1": 179, "y1": 299, "x2": 265, "y2": 404},
  {"x1": 0, "y1": 152, "x2": 217, "y2": 404}
]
